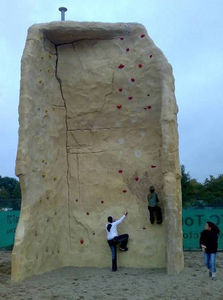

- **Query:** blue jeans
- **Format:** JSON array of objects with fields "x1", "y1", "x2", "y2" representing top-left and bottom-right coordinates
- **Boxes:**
[
  {"x1": 204, "y1": 253, "x2": 217, "y2": 273},
  {"x1": 107, "y1": 234, "x2": 129, "y2": 271}
]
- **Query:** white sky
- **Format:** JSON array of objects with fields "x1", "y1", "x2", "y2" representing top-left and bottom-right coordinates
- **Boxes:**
[{"x1": 0, "y1": 0, "x2": 223, "y2": 182}]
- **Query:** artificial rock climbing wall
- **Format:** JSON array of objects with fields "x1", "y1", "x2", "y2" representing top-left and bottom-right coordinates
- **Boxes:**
[{"x1": 12, "y1": 22, "x2": 184, "y2": 281}]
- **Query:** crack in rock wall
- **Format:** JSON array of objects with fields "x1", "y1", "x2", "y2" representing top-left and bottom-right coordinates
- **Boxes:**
[{"x1": 12, "y1": 22, "x2": 183, "y2": 281}]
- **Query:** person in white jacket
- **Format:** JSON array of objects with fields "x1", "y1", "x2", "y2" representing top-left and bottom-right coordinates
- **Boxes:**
[{"x1": 106, "y1": 212, "x2": 129, "y2": 271}]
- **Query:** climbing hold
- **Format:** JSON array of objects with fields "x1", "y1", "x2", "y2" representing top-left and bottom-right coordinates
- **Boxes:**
[
  {"x1": 101, "y1": 200, "x2": 104, "y2": 204},
  {"x1": 147, "y1": 94, "x2": 150, "y2": 97},
  {"x1": 140, "y1": 34, "x2": 145, "y2": 38},
  {"x1": 117, "y1": 105, "x2": 122, "y2": 110},
  {"x1": 46, "y1": 196, "x2": 49, "y2": 200},
  {"x1": 42, "y1": 173, "x2": 46, "y2": 178},
  {"x1": 128, "y1": 96, "x2": 133, "y2": 101},
  {"x1": 42, "y1": 159, "x2": 45, "y2": 163},
  {"x1": 147, "y1": 106, "x2": 152, "y2": 110},
  {"x1": 118, "y1": 88, "x2": 123, "y2": 92},
  {"x1": 122, "y1": 189, "x2": 127, "y2": 193},
  {"x1": 151, "y1": 165, "x2": 156, "y2": 168},
  {"x1": 138, "y1": 64, "x2": 143, "y2": 68},
  {"x1": 75, "y1": 199, "x2": 78, "y2": 202},
  {"x1": 126, "y1": 48, "x2": 130, "y2": 52},
  {"x1": 45, "y1": 109, "x2": 48, "y2": 114},
  {"x1": 150, "y1": 54, "x2": 153, "y2": 58},
  {"x1": 143, "y1": 227, "x2": 146, "y2": 230},
  {"x1": 80, "y1": 239, "x2": 84, "y2": 244},
  {"x1": 135, "y1": 177, "x2": 139, "y2": 181},
  {"x1": 118, "y1": 170, "x2": 123, "y2": 174},
  {"x1": 86, "y1": 212, "x2": 90, "y2": 215},
  {"x1": 120, "y1": 37, "x2": 124, "y2": 40},
  {"x1": 40, "y1": 55, "x2": 44, "y2": 59},
  {"x1": 118, "y1": 64, "x2": 125, "y2": 69},
  {"x1": 131, "y1": 78, "x2": 135, "y2": 83},
  {"x1": 53, "y1": 177, "x2": 57, "y2": 181}
]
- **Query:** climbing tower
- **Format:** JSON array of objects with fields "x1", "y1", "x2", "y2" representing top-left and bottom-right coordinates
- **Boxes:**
[{"x1": 12, "y1": 22, "x2": 184, "y2": 281}]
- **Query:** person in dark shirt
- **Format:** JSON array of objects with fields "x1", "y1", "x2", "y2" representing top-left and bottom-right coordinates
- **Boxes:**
[
  {"x1": 147, "y1": 186, "x2": 162, "y2": 224},
  {"x1": 200, "y1": 221, "x2": 220, "y2": 280}
]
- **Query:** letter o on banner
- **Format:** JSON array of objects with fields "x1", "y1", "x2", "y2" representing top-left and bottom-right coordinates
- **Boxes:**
[{"x1": 185, "y1": 217, "x2": 193, "y2": 226}]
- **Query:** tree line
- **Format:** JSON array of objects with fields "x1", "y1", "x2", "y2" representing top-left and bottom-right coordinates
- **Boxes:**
[
  {"x1": 181, "y1": 165, "x2": 223, "y2": 207},
  {"x1": 0, "y1": 176, "x2": 21, "y2": 199},
  {"x1": 0, "y1": 167, "x2": 223, "y2": 207}
]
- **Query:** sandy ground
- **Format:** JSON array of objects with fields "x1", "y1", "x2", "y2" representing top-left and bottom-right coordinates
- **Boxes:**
[{"x1": 0, "y1": 252, "x2": 222, "y2": 300}]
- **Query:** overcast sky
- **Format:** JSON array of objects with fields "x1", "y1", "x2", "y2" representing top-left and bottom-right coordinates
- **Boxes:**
[{"x1": 0, "y1": 0, "x2": 222, "y2": 183}]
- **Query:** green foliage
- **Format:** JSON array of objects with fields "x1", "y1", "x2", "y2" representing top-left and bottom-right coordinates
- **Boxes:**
[
  {"x1": 181, "y1": 165, "x2": 223, "y2": 207},
  {"x1": 0, "y1": 176, "x2": 21, "y2": 199}
]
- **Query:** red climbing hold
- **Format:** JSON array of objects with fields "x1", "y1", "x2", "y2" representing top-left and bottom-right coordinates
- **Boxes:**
[
  {"x1": 118, "y1": 170, "x2": 123, "y2": 174},
  {"x1": 80, "y1": 239, "x2": 84, "y2": 244},
  {"x1": 150, "y1": 54, "x2": 153, "y2": 58},
  {"x1": 128, "y1": 96, "x2": 133, "y2": 101},
  {"x1": 151, "y1": 165, "x2": 156, "y2": 168},
  {"x1": 120, "y1": 37, "x2": 124, "y2": 40},
  {"x1": 131, "y1": 78, "x2": 135, "y2": 83},
  {"x1": 118, "y1": 64, "x2": 125, "y2": 69},
  {"x1": 138, "y1": 64, "x2": 143, "y2": 68},
  {"x1": 117, "y1": 105, "x2": 122, "y2": 110},
  {"x1": 126, "y1": 48, "x2": 130, "y2": 52},
  {"x1": 118, "y1": 88, "x2": 123, "y2": 92},
  {"x1": 140, "y1": 34, "x2": 145, "y2": 38},
  {"x1": 147, "y1": 105, "x2": 152, "y2": 110},
  {"x1": 122, "y1": 190, "x2": 127, "y2": 193},
  {"x1": 101, "y1": 200, "x2": 104, "y2": 204},
  {"x1": 135, "y1": 177, "x2": 139, "y2": 181}
]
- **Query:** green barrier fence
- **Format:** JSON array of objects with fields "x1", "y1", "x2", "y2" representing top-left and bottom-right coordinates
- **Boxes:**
[
  {"x1": 0, "y1": 208, "x2": 222, "y2": 250},
  {"x1": 0, "y1": 211, "x2": 20, "y2": 249},
  {"x1": 182, "y1": 207, "x2": 223, "y2": 250}
]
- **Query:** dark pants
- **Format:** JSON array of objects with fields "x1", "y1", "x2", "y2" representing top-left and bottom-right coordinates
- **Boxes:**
[
  {"x1": 107, "y1": 234, "x2": 129, "y2": 271},
  {"x1": 148, "y1": 206, "x2": 162, "y2": 224}
]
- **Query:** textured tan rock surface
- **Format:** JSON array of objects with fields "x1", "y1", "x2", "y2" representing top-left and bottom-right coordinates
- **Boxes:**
[{"x1": 12, "y1": 21, "x2": 184, "y2": 281}]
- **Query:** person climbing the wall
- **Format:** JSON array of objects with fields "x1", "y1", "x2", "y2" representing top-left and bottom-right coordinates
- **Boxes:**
[
  {"x1": 200, "y1": 221, "x2": 220, "y2": 280},
  {"x1": 106, "y1": 212, "x2": 129, "y2": 272},
  {"x1": 147, "y1": 186, "x2": 162, "y2": 224}
]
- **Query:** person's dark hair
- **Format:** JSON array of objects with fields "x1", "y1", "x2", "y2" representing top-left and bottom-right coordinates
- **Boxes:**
[
  {"x1": 207, "y1": 221, "x2": 220, "y2": 234},
  {"x1": 150, "y1": 186, "x2": 155, "y2": 193},
  {"x1": 107, "y1": 224, "x2": 112, "y2": 232},
  {"x1": 108, "y1": 216, "x2": 113, "y2": 223},
  {"x1": 107, "y1": 216, "x2": 113, "y2": 232}
]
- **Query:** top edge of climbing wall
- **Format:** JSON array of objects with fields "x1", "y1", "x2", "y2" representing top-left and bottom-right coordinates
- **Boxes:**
[{"x1": 27, "y1": 21, "x2": 147, "y2": 45}]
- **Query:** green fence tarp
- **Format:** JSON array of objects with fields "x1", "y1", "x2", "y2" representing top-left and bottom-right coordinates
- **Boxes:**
[
  {"x1": 0, "y1": 211, "x2": 20, "y2": 248},
  {"x1": 183, "y1": 207, "x2": 223, "y2": 250},
  {"x1": 0, "y1": 208, "x2": 222, "y2": 250}
]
